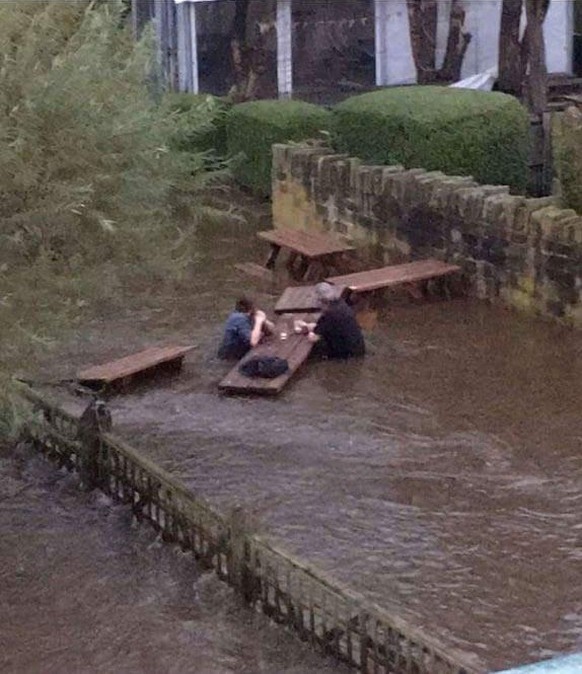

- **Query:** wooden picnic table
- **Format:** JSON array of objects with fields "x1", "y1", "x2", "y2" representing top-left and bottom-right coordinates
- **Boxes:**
[
  {"x1": 326, "y1": 259, "x2": 461, "y2": 298},
  {"x1": 274, "y1": 284, "x2": 347, "y2": 314},
  {"x1": 78, "y1": 345, "x2": 195, "y2": 392},
  {"x1": 258, "y1": 228, "x2": 354, "y2": 282},
  {"x1": 218, "y1": 312, "x2": 319, "y2": 395}
]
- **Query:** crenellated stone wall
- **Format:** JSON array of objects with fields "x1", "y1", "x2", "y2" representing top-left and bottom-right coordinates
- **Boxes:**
[{"x1": 272, "y1": 144, "x2": 582, "y2": 327}]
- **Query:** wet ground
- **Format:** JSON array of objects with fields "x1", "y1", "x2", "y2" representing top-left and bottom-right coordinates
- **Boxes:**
[
  {"x1": 0, "y1": 445, "x2": 349, "y2": 674},
  {"x1": 9, "y1": 206, "x2": 582, "y2": 672}
]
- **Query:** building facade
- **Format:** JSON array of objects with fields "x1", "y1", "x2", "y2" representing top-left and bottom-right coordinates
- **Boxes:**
[{"x1": 139, "y1": 0, "x2": 576, "y2": 99}]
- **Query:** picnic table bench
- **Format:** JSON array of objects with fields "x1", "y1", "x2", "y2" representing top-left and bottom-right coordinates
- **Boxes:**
[
  {"x1": 326, "y1": 259, "x2": 461, "y2": 300},
  {"x1": 258, "y1": 228, "x2": 354, "y2": 282},
  {"x1": 78, "y1": 345, "x2": 195, "y2": 392},
  {"x1": 218, "y1": 312, "x2": 319, "y2": 396}
]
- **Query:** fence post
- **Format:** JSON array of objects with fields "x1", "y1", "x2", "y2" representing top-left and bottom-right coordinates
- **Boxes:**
[
  {"x1": 359, "y1": 611, "x2": 370, "y2": 672},
  {"x1": 76, "y1": 399, "x2": 111, "y2": 491},
  {"x1": 228, "y1": 506, "x2": 253, "y2": 601}
]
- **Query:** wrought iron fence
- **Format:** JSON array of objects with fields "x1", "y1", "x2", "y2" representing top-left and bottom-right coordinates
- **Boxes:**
[{"x1": 16, "y1": 381, "x2": 484, "y2": 674}]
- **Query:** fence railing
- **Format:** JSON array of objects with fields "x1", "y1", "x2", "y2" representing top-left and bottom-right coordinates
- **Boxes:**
[{"x1": 16, "y1": 381, "x2": 485, "y2": 674}]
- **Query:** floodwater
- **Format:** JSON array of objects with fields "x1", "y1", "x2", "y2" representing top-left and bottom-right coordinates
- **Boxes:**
[
  {"x1": 0, "y1": 445, "x2": 348, "y2": 674},
  {"x1": 7, "y1": 202, "x2": 582, "y2": 672}
]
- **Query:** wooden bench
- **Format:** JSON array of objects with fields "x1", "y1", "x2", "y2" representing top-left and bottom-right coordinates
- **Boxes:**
[
  {"x1": 326, "y1": 259, "x2": 462, "y2": 300},
  {"x1": 234, "y1": 262, "x2": 274, "y2": 282},
  {"x1": 219, "y1": 312, "x2": 319, "y2": 396},
  {"x1": 77, "y1": 345, "x2": 195, "y2": 392},
  {"x1": 274, "y1": 285, "x2": 347, "y2": 314},
  {"x1": 258, "y1": 228, "x2": 354, "y2": 282}
]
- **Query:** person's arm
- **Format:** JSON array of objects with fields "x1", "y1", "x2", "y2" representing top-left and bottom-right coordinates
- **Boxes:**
[
  {"x1": 249, "y1": 310, "x2": 266, "y2": 347},
  {"x1": 307, "y1": 317, "x2": 325, "y2": 343}
]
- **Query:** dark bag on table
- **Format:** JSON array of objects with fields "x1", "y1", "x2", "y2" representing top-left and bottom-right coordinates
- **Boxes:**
[{"x1": 239, "y1": 355, "x2": 289, "y2": 379}]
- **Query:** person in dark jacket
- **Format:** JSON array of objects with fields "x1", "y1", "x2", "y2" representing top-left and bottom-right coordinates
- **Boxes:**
[
  {"x1": 218, "y1": 296, "x2": 274, "y2": 360},
  {"x1": 300, "y1": 282, "x2": 365, "y2": 359}
]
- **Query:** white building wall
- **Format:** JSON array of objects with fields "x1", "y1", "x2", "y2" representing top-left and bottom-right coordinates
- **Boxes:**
[
  {"x1": 545, "y1": 0, "x2": 573, "y2": 73},
  {"x1": 378, "y1": 0, "x2": 573, "y2": 86}
]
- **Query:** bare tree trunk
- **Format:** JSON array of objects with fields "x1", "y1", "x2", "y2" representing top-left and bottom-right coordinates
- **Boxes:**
[
  {"x1": 498, "y1": 0, "x2": 524, "y2": 95},
  {"x1": 407, "y1": 0, "x2": 438, "y2": 83},
  {"x1": 524, "y1": 0, "x2": 549, "y2": 114},
  {"x1": 498, "y1": 0, "x2": 550, "y2": 111},
  {"x1": 440, "y1": 0, "x2": 472, "y2": 81},
  {"x1": 407, "y1": 0, "x2": 471, "y2": 84}
]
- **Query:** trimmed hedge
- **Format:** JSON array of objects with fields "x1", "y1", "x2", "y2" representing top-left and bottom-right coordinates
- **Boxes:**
[
  {"x1": 553, "y1": 106, "x2": 582, "y2": 213},
  {"x1": 333, "y1": 86, "x2": 530, "y2": 193},
  {"x1": 227, "y1": 100, "x2": 332, "y2": 195},
  {"x1": 162, "y1": 92, "x2": 231, "y2": 159}
]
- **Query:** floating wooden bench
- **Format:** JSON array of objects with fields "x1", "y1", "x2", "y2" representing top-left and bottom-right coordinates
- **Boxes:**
[
  {"x1": 78, "y1": 345, "x2": 196, "y2": 391},
  {"x1": 326, "y1": 259, "x2": 462, "y2": 298},
  {"x1": 274, "y1": 285, "x2": 347, "y2": 314},
  {"x1": 219, "y1": 312, "x2": 318, "y2": 396}
]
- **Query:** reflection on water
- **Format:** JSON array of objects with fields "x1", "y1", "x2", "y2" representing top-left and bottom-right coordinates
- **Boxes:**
[
  {"x1": 0, "y1": 448, "x2": 348, "y2": 674},
  {"x1": 19, "y1": 207, "x2": 582, "y2": 671}
]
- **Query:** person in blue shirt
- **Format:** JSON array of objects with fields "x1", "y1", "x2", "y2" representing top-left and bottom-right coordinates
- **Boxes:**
[{"x1": 218, "y1": 296, "x2": 274, "y2": 360}]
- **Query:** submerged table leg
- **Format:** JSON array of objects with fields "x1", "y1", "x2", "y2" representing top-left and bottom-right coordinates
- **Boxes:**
[
  {"x1": 265, "y1": 244, "x2": 281, "y2": 270},
  {"x1": 294, "y1": 255, "x2": 311, "y2": 281}
]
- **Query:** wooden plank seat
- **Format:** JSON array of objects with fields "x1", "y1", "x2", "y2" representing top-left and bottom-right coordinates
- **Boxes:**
[
  {"x1": 78, "y1": 345, "x2": 195, "y2": 391},
  {"x1": 219, "y1": 312, "x2": 319, "y2": 396},
  {"x1": 234, "y1": 262, "x2": 274, "y2": 282},
  {"x1": 274, "y1": 284, "x2": 347, "y2": 314},
  {"x1": 258, "y1": 228, "x2": 354, "y2": 281},
  {"x1": 326, "y1": 259, "x2": 461, "y2": 298}
]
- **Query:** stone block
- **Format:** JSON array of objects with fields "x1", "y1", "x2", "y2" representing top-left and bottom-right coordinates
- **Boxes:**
[
  {"x1": 481, "y1": 194, "x2": 526, "y2": 238},
  {"x1": 314, "y1": 154, "x2": 349, "y2": 202}
]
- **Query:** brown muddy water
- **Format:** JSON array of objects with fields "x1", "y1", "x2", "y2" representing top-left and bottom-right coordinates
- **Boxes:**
[
  {"x1": 0, "y1": 446, "x2": 348, "y2": 674},
  {"x1": 7, "y1": 206, "x2": 582, "y2": 672}
]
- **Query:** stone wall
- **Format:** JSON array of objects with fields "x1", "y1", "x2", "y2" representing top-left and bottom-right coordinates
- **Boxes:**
[{"x1": 272, "y1": 144, "x2": 582, "y2": 327}]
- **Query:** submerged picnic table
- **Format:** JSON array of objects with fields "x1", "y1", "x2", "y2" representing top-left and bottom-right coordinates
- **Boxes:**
[
  {"x1": 274, "y1": 285, "x2": 347, "y2": 314},
  {"x1": 78, "y1": 345, "x2": 195, "y2": 392},
  {"x1": 258, "y1": 228, "x2": 354, "y2": 281},
  {"x1": 219, "y1": 312, "x2": 319, "y2": 395},
  {"x1": 326, "y1": 259, "x2": 461, "y2": 299}
]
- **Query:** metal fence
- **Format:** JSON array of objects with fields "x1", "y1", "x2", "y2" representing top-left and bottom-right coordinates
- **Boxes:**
[{"x1": 17, "y1": 382, "x2": 484, "y2": 674}]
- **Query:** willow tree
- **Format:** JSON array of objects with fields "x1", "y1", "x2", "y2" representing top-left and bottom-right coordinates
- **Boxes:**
[
  {"x1": 406, "y1": 0, "x2": 472, "y2": 83},
  {"x1": 498, "y1": 0, "x2": 551, "y2": 113}
]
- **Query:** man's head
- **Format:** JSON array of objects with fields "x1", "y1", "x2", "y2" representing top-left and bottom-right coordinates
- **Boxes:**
[
  {"x1": 235, "y1": 296, "x2": 255, "y2": 315},
  {"x1": 315, "y1": 282, "x2": 340, "y2": 306}
]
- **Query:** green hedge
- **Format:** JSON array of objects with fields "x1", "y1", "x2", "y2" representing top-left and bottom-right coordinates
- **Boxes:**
[
  {"x1": 553, "y1": 107, "x2": 582, "y2": 213},
  {"x1": 333, "y1": 86, "x2": 530, "y2": 193},
  {"x1": 162, "y1": 92, "x2": 231, "y2": 160},
  {"x1": 227, "y1": 100, "x2": 331, "y2": 195}
]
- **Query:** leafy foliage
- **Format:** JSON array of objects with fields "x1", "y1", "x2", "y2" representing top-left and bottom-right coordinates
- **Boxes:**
[
  {"x1": 0, "y1": 0, "x2": 215, "y2": 272},
  {"x1": 226, "y1": 100, "x2": 332, "y2": 196},
  {"x1": 332, "y1": 86, "x2": 530, "y2": 193},
  {"x1": 0, "y1": 0, "x2": 216, "y2": 435},
  {"x1": 162, "y1": 93, "x2": 231, "y2": 162},
  {"x1": 553, "y1": 107, "x2": 582, "y2": 213}
]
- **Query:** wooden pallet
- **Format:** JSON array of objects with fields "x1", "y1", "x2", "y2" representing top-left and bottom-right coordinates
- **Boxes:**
[
  {"x1": 219, "y1": 313, "x2": 318, "y2": 396},
  {"x1": 78, "y1": 345, "x2": 195, "y2": 390}
]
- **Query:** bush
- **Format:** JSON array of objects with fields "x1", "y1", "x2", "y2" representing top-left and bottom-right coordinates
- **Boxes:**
[
  {"x1": 0, "y1": 0, "x2": 218, "y2": 433},
  {"x1": 553, "y1": 106, "x2": 582, "y2": 213},
  {"x1": 226, "y1": 100, "x2": 331, "y2": 196},
  {"x1": 162, "y1": 92, "x2": 231, "y2": 161},
  {"x1": 332, "y1": 86, "x2": 530, "y2": 193}
]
